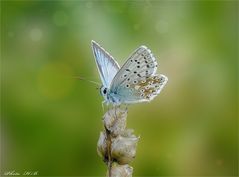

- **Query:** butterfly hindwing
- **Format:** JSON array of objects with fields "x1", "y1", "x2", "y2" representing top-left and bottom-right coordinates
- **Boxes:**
[
  {"x1": 110, "y1": 46, "x2": 166, "y2": 103},
  {"x1": 92, "y1": 40, "x2": 120, "y2": 88},
  {"x1": 113, "y1": 74, "x2": 168, "y2": 103},
  {"x1": 135, "y1": 74, "x2": 168, "y2": 101}
]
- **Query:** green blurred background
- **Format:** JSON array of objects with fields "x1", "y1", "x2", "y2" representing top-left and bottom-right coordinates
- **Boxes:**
[{"x1": 1, "y1": 1, "x2": 238, "y2": 176}]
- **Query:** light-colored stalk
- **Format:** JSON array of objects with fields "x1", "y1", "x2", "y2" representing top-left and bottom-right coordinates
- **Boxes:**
[{"x1": 97, "y1": 107, "x2": 139, "y2": 177}]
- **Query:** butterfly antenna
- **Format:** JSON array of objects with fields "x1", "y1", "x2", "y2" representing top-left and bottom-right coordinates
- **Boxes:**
[{"x1": 74, "y1": 76, "x2": 101, "y2": 87}]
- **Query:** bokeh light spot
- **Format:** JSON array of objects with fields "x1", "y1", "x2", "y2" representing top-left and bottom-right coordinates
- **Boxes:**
[
  {"x1": 29, "y1": 28, "x2": 43, "y2": 42},
  {"x1": 37, "y1": 62, "x2": 75, "y2": 99}
]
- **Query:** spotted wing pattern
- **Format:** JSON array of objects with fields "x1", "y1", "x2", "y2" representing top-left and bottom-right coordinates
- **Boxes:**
[
  {"x1": 92, "y1": 40, "x2": 120, "y2": 88},
  {"x1": 110, "y1": 46, "x2": 167, "y2": 103},
  {"x1": 132, "y1": 74, "x2": 168, "y2": 101}
]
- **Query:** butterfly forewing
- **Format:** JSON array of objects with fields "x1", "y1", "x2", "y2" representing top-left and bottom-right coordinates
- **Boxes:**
[
  {"x1": 92, "y1": 40, "x2": 120, "y2": 88},
  {"x1": 110, "y1": 46, "x2": 166, "y2": 103},
  {"x1": 110, "y1": 46, "x2": 158, "y2": 89}
]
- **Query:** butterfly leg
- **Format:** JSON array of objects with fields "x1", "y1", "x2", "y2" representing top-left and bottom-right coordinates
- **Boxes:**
[
  {"x1": 111, "y1": 104, "x2": 118, "y2": 119},
  {"x1": 124, "y1": 104, "x2": 128, "y2": 112},
  {"x1": 101, "y1": 101, "x2": 106, "y2": 113},
  {"x1": 114, "y1": 105, "x2": 117, "y2": 119},
  {"x1": 120, "y1": 103, "x2": 128, "y2": 112},
  {"x1": 107, "y1": 104, "x2": 111, "y2": 112}
]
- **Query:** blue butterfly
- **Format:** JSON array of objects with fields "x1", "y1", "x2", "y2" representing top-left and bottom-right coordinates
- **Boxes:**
[{"x1": 92, "y1": 40, "x2": 168, "y2": 105}]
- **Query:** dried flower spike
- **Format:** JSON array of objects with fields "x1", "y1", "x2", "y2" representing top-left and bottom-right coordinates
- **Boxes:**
[
  {"x1": 97, "y1": 131, "x2": 107, "y2": 158},
  {"x1": 103, "y1": 107, "x2": 127, "y2": 136},
  {"x1": 109, "y1": 163, "x2": 133, "y2": 177},
  {"x1": 111, "y1": 133, "x2": 139, "y2": 164},
  {"x1": 98, "y1": 107, "x2": 139, "y2": 177}
]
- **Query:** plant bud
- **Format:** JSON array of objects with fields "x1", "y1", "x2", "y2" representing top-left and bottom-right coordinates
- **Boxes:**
[
  {"x1": 109, "y1": 163, "x2": 133, "y2": 177},
  {"x1": 103, "y1": 108, "x2": 127, "y2": 136},
  {"x1": 111, "y1": 131, "x2": 139, "y2": 164},
  {"x1": 97, "y1": 131, "x2": 107, "y2": 158}
]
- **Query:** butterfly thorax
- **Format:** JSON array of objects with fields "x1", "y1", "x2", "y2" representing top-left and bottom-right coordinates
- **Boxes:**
[{"x1": 100, "y1": 86, "x2": 121, "y2": 104}]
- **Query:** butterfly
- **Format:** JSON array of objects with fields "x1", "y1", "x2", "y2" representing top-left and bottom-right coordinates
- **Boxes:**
[{"x1": 92, "y1": 40, "x2": 168, "y2": 105}]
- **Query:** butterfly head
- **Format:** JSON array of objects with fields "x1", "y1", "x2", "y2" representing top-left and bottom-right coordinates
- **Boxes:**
[{"x1": 100, "y1": 86, "x2": 109, "y2": 100}]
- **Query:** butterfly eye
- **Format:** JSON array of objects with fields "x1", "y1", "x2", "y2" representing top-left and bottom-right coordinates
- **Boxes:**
[{"x1": 103, "y1": 88, "x2": 107, "y2": 94}]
